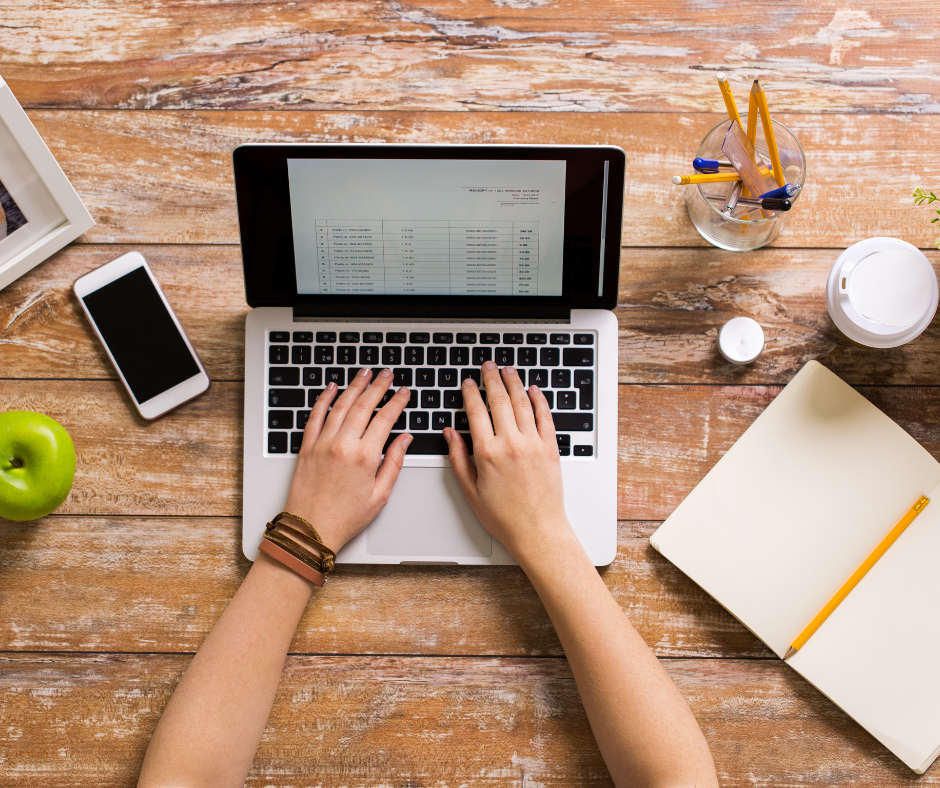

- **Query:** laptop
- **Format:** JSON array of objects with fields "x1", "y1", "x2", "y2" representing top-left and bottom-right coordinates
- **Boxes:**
[{"x1": 234, "y1": 144, "x2": 625, "y2": 566}]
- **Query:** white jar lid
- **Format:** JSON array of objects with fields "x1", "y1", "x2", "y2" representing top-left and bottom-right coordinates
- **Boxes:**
[
  {"x1": 826, "y1": 238, "x2": 938, "y2": 348},
  {"x1": 718, "y1": 317, "x2": 765, "y2": 364}
]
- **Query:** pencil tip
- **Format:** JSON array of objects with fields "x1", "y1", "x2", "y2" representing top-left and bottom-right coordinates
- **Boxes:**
[{"x1": 784, "y1": 647, "x2": 797, "y2": 659}]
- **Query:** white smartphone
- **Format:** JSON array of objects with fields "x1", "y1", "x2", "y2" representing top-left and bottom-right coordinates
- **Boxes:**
[{"x1": 74, "y1": 251, "x2": 211, "y2": 419}]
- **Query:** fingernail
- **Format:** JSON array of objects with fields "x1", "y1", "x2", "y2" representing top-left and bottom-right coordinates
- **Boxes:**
[
  {"x1": 380, "y1": 368, "x2": 392, "y2": 378},
  {"x1": 530, "y1": 384, "x2": 539, "y2": 392},
  {"x1": 504, "y1": 366, "x2": 517, "y2": 375},
  {"x1": 359, "y1": 368, "x2": 370, "y2": 377},
  {"x1": 483, "y1": 361, "x2": 497, "y2": 370},
  {"x1": 463, "y1": 377, "x2": 476, "y2": 387},
  {"x1": 404, "y1": 434, "x2": 413, "y2": 448},
  {"x1": 327, "y1": 382, "x2": 336, "y2": 390},
  {"x1": 443, "y1": 429, "x2": 452, "y2": 444}
]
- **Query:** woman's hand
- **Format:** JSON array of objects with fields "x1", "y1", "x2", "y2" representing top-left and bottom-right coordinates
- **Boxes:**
[
  {"x1": 283, "y1": 368, "x2": 412, "y2": 554},
  {"x1": 444, "y1": 360, "x2": 575, "y2": 562}
]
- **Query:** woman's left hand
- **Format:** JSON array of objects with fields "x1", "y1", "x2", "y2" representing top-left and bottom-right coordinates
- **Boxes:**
[{"x1": 283, "y1": 368, "x2": 412, "y2": 553}]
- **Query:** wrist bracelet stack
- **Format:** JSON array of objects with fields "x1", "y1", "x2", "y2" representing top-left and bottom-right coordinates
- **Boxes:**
[{"x1": 258, "y1": 511, "x2": 336, "y2": 587}]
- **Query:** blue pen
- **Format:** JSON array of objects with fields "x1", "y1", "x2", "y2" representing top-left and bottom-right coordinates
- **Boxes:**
[
  {"x1": 692, "y1": 157, "x2": 735, "y2": 173},
  {"x1": 759, "y1": 183, "x2": 800, "y2": 199}
]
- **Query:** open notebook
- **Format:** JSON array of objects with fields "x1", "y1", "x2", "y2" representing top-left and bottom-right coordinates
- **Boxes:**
[{"x1": 651, "y1": 360, "x2": 940, "y2": 773}]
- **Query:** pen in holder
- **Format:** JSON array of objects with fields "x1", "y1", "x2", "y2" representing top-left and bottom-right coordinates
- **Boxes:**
[{"x1": 685, "y1": 116, "x2": 806, "y2": 251}]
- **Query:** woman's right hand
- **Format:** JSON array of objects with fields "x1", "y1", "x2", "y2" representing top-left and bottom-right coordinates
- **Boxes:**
[{"x1": 444, "y1": 360, "x2": 576, "y2": 562}]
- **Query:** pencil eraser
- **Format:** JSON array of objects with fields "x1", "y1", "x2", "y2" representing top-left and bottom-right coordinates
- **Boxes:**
[
  {"x1": 716, "y1": 72, "x2": 727, "y2": 82},
  {"x1": 671, "y1": 176, "x2": 682, "y2": 184}
]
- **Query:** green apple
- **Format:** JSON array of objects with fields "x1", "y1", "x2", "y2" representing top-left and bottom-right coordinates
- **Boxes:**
[{"x1": 0, "y1": 411, "x2": 76, "y2": 521}]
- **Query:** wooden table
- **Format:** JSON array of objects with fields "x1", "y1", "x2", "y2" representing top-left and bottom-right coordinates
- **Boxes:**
[{"x1": 1, "y1": 2, "x2": 939, "y2": 785}]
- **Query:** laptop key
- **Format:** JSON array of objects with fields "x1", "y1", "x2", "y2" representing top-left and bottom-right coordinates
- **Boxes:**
[
  {"x1": 269, "y1": 367, "x2": 299, "y2": 386},
  {"x1": 339, "y1": 331, "x2": 360, "y2": 343},
  {"x1": 421, "y1": 390, "x2": 441, "y2": 409},
  {"x1": 574, "y1": 334, "x2": 594, "y2": 345},
  {"x1": 383, "y1": 432, "x2": 472, "y2": 455},
  {"x1": 556, "y1": 434, "x2": 571, "y2": 447},
  {"x1": 574, "y1": 369, "x2": 594, "y2": 388},
  {"x1": 307, "y1": 389, "x2": 324, "y2": 406},
  {"x1": 269, "y1": 389, "x2": 305, "y2": 408},
  {"x1": 337, "y1": 346, "x2": 357, "y2": 364},
  {"x1": 480, "y1": 332, "x2": 500, "y2": 344},
  {"x1": 382, "y1": 346, "x2": 402, "y2": 365},
  {"x1": 495, "y1": 347, "x2": 514, "y2": 366},
  {"x1": 409, "y1": 332, "x2": 430, "y2": 344},
  {"x1": 363, "y1": 332, "x2": 383, "y2": 343},
  {"x1": 444, "y1": 391, "x2": 463, "y2": 409},
  {"x1": 293, "y1": 331, "x2": 313, "y2": 343},
  {"x1": 268, "y1": 410, "x2": 293, "y2": 429},
  {"x1": 563, "y1": 348, "x2": 594, "y2": 366},
  {"x1": 393, "y1": 368, "x2": 413, "y2": 387},
  {"x1": 550, "y1": 333, "x2": 571, "y2": 345},
  {"x1": 269, "y1": 345, "x2": 289, "y2": 364},
  {"x1": 325, "y1": 368, "x2": 345, "y2": 386},
  {"x1": 526, "y1": 333, "x2": 547, "y2": 344},
  {"x1": 409, "y1": 411, "x2": 430, "y2": 430},
  {"x1": 456, "y1": 333, "x2": 477, "y2": 344},
  {"x1": 551, "y1": 369, "x2": 570, "y2": 389},
  {"x1": 297, "y1": 410, "x2": 311, "y2": 429},
  {"x1": 579, "y1": 387, "x2": 594, "y2": 410},
  {"x1": 559, "y1": 446, "x2": 571, "y2": 456},
  {"x1": 405, "y1": 346, "x2": 425, "y2": 365},
  {"x1": 386, "y1": 332, "x2": 406, "y2": 343},
  {"x1": 556, "y1": 391, "x2": 577, "y2": 410},
  {"x1": 438, "y1": 368, "x2": 459, "y2": 387},
  {"x1": 472, "y1": 347, "x2": 492, "y2": 365},
  {"x1": 428, "y1": 347, "x2": 447, "y2": 365},
  {"x1": 455, "y1": 411, "x2": 470, "y2": 430},
  {"x1": 268, "y1": 432, "x2": 288, "y2": 453},
  {"x1": 574, "y1": 445, "x2": 593, "y2": 456},
  {"x1": 316, "y1": 331, "x2": 337, "y2": 343},
  {"x1": 540, "y1": 347, "x2": 560, "y2": 367},
  {"x1": 303, "y1": 367, "x2": 322, "y2": 386},
  {"x1": 270, "y1": 331, "x2": 290, "y2": 342},
  {"x1": 415, "y1": 368, "x2": 435, "y2": 387},
  {"x1": 291, "y1": 346, "x2": 311, "y2": 365},
  {"x1": 359, "y1": 346, "x2": 379, "y2": 365},
  {"x1": 552, "y1": 412, "x2": 593, "y2": 431},
  {"x1": 517, "y1": 348, "x2": 537, "y2": 366},
  {"x1": 502, "y1": 333, "x2": 523, "y2": 344},
  {"x1": 542, "y1": 391, "x2": 554, "y2": 408},
  {"x1": 461, "y1": 369, "x2": 481, "y2": 385},
  {"x1": 449, "y1": 347, "x2": 469, "y2": 366},
  {"x1": 290, "y1": 432, "x2": 304, "y2": 453},
  {"x1": 393, "y1": 412, "x2": 406, "y2": 430},
  {"x1": 529, "y1": 369, "x2": 549, "y2": 388},
  {"x1": 433, "y1": 332, "x2": 454, "y2": 344},
  {"x1": 314, "y1": 345, "x2": 334, "y2": 364},
  {"x1": 516, "y1": 369, "x2": 526, "y2": 386},
  {"x1": 432, "y1": 411, "x2": 452, "y2": 430},
  {"x1": 407, "y1": 390, "x2": 419, "y2": 408}
]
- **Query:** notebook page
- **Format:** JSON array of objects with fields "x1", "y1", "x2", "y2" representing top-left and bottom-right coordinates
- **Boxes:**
[
  {"x1": 650, "y1": 361, "x2": 940, "y2": 657},
  {"x1": 787, "y1": 479, "x2": 940, "y2": 772}
]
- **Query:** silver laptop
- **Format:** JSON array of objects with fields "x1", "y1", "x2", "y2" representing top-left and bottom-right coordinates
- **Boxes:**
[{"x1": 235, "y1": 144, "x2": 624, "y2": 566}]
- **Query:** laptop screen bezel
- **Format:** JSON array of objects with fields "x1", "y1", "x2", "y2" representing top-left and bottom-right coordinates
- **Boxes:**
[{"x1": 233, "y1": 144, "x2": 625, "y2": 317}]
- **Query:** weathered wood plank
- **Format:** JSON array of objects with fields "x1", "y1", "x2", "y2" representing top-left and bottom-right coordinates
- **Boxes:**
[
  {"x1": 3, "y1": 1, "x2": 939, "y2": 113},
  {"x1": 24, "y1": 110, "x2": 940, "y2": 248},
  {"x1": 1, "y1": 380, "x2": 938, "y2": 522},
  {"x1": 0, "y1": 517, "x2": 765, "y2": 658},
  {"x1": 6, "y1": 244, "x2": 940, "y2": 386},
  {"x1": 0, "y1": 654, "x2": 934, "y2": 787}
]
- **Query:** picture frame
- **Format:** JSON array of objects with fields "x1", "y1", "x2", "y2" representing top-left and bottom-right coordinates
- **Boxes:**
[{"x1": 0, "y1": 73, "x2": 94, "y2": 291}]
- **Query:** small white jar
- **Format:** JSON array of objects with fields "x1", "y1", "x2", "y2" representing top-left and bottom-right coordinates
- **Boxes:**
[
  {"x1": 718, "y1": 317, "x2": 765, "y2": 364},
  {"x1": 826, "y1": 237, "x2": 938, "y2": 348}
]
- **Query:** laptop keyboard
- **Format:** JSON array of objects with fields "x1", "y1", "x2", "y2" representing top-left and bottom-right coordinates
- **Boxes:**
[{"x1": 265, "y1": 327, "x2": 596, "y2": 458}]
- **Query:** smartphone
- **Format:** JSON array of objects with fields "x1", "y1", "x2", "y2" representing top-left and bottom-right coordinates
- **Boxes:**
[{"x1": 74, "y1": 251, "x2": 211, "y2": 420}]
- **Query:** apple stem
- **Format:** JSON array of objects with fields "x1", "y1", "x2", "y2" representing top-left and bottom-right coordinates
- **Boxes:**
[{"x1": 6, "y1": 457, "x2": 22, "y2": 469}]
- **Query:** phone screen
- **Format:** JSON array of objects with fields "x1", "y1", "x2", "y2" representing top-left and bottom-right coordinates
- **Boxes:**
[{"x1": 81, "y1": 266, "x2": 200, "y2": 404}]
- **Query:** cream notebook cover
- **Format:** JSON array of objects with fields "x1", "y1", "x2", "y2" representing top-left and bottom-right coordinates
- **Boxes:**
[{"x1": 650, "y1": 360, "x2": 940, "y2": 773}]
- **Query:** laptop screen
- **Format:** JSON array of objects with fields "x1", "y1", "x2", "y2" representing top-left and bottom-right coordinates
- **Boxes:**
[
  {"x1": 234, "y1": 145, "x2": 624, "y2": 316},
  {"x1": 286, "y1": 159, "x2": 566, "y2": 298}
]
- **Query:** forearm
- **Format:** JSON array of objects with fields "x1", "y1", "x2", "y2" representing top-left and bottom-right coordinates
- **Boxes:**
[
  {"x1": 138, "y1": 553, "x2": 315, "y2": 788},
  {"x1": 519, "y1": 530, "x2": 719, "y2": 788}
]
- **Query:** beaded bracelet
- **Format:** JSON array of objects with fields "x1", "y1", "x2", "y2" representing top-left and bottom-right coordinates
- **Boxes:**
[{"x1": 259, "y1": 511, "x2": 336, "y2": 587}]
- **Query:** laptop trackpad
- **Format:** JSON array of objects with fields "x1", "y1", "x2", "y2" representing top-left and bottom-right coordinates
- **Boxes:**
[{"x1": 367, "y1": 467, "x2": 492, "y2": 558}]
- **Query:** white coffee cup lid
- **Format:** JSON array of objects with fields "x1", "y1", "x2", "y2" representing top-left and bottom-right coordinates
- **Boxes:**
[{"x1": 826, "y1": 238, "x2": 938, "y2": 348}]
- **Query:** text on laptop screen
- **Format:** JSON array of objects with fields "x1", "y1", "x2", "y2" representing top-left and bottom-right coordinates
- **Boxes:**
[{"x1": 286, "y1": 159, "x2": 566, "y2": 297}]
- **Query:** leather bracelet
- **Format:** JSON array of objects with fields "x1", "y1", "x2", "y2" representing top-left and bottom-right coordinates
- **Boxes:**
[
  {"x1": 265, "y1": 511, "x2": 336, "y2": 574},
  {"x1": 259, "y1": 538, "x2": 326, "y2": 587}
]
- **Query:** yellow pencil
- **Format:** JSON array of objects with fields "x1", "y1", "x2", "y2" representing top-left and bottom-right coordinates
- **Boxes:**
[
  {"x1": 752, "y1": 79, "x2": 785, "y2": 187},
  {"x1": 742, "y1": 80, "x2": 761, "y2": 204},
  {"x1": 672, "y1": 167, "x2": 773, "y2": 186},
  {"x1": 716, "y1": 73, "x2": 742, "y2": 126},
  {"x1": 784, "y1": 495, "x2": 930, "y2": 659}
]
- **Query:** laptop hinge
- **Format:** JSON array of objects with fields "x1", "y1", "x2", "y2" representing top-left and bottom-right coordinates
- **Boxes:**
[{"x1": 292, "y1": 303, "x2": 571, "y2": 322}]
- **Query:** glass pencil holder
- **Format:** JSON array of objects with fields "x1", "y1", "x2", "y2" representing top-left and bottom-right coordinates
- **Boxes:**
[{"x1": 685, "y1": 116, "x2": 806, "y2": 251}]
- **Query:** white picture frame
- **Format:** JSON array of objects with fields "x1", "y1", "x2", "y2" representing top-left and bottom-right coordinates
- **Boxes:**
[{"x1": 0, "y1": 73, "x2": 94, "y2": 291}]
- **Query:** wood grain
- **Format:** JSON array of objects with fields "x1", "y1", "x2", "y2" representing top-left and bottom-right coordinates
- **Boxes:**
[
  {"x1": 24, "y1": 110, "x2": 940, "y2": 248},
  {"x1": 2, "y1": 380, "x2": 938, "y2": 522},
  {"x1": 6, "y1": 244, "x2": 940, "y2": 386},
  {"x1": 0, "y1": 653, "x2": 935, "y2": 787},
  {"x1": 0, "y1": 517, "x2": 766, "y2": 658},
  {"x1": 3, "y1": 1, "x2": 939, "y2": 114}
]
